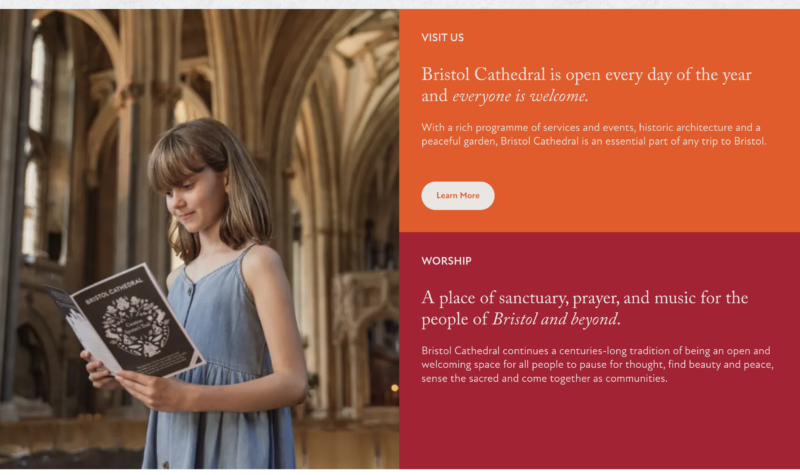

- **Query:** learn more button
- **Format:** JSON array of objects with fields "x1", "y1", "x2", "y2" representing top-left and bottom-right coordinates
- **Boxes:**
[{"x1": 421, "y1": 182, "x2": 495, "y2": 210}]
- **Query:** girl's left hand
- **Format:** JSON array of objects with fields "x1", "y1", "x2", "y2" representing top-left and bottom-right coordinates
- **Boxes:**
[{"x1": 115, "y1": 370, "x2": 194, "y2": 413}]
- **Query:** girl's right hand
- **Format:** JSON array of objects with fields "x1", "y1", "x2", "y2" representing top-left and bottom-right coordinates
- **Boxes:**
[{"x1": 80, "y1": 350, "x2": 122, "y2": 390}]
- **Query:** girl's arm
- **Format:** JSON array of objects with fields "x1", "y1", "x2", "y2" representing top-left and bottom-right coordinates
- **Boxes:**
[
  {"x1": 116, "y1": 245, "x2": 308, "y2": 412},
  {"x1": 189, "y1": 245, "x2": 308, "y2": 411}
]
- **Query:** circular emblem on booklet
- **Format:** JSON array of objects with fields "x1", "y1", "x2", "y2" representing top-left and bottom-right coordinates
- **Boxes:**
[{"x1": 102, "y1": 296, "x2": 170, "y2": 357}]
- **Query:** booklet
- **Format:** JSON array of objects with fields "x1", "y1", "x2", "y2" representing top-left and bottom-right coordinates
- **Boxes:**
[{"x1": 45, "y1": 263, "x2": 206, "y2": 378}]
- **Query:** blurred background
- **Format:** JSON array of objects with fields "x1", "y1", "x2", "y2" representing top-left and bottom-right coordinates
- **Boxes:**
[{"x1": 0, "y1": 9, "x2": 399, "y2": 468}]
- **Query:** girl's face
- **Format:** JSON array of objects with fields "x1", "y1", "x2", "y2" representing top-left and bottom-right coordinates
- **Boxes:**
[{"x1": 166, "y1": 166, "x2": 228, "y2": 234}]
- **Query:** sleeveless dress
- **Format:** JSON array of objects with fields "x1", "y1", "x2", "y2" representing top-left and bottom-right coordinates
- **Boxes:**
[{"x1": 141, "y1": 243, "x2": 296, "y2": 469}]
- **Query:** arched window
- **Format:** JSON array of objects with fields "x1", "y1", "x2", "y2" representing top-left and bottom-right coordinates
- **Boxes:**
[
  {"x1": 29, "y1": 35, "x2": 47, "y2": 133},
  {"x1": 22, "y1": 157, "x2": 41, "y2": 257},
  {"x1": 22, "y1": 33, "x2": 50, "y2": 258}
]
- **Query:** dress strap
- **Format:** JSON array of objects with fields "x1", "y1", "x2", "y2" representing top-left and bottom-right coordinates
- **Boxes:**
[
  {"x1": 236, "y1": 242, "x2": 257, "y2": 262},
  {"x1": 235, "y1": 242, "x2": 258, "y2": 303}
]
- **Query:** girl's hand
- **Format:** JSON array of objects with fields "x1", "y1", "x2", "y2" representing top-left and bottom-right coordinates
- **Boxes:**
[
  {"x1": 80, "y1": 350, "x2": 121, "y2": 390},
  {"x1": 115, "y1": 370, "x2": 195, "y2": 413}
]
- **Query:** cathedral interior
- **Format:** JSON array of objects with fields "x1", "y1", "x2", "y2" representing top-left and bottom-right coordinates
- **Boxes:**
[{"x1": 0, "y1": 9, "x2": 399, "y2": 469}]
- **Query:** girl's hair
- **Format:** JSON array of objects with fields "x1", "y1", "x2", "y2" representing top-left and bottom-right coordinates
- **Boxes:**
[{"x1": 147, "y1": 118, "x2": 272, "y2": 263}]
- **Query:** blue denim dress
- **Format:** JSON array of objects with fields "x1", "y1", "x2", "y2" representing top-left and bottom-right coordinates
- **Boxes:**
[{"x1": 141, "y1": 243, "x2": 296, "y2": 469}]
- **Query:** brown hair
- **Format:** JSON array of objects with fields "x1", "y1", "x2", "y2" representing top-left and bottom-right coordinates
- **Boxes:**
[{"x1": 147, "y1": 118, "x2": 272, "y2": 263}]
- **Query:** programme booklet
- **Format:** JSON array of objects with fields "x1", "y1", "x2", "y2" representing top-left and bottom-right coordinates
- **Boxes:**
[{"x1": 45, "y1": 263, "x2": 206, "y2": 378}]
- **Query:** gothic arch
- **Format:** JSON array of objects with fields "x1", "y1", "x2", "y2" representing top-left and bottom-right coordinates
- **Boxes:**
[
  {"x1": 16, "y1": 294, "x2": 62, "y2": 410},
  {"x1": 265, "y1": 10, "x2": 362, "y2": 169},
  {"x1": 354, "y1": 300, "x2": 399, "y2": 342},
  {"x1": 34, "y1": 9, "x2": 125, "y2": 87},
  {"x1": 291, "y1": 11, "x2": 399, "y2": 269}
]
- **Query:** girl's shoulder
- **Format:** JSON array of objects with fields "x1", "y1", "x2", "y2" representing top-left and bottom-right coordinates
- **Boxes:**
[
  {"x1": 240, "y1": 244, "x2": 288, "y2": 296},
  {"x1": 240, "y1": 244, "x2": 283, "y2": 275}
]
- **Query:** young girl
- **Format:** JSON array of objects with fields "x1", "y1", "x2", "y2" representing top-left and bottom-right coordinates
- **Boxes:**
[{"x1": 80, "y1": 118, "x2": 306, "y2": 469}]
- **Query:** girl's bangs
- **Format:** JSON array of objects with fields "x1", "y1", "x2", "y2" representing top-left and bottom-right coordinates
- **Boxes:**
[{"x1": 148, "y1": 137, "x2": 206, "y2": 193}]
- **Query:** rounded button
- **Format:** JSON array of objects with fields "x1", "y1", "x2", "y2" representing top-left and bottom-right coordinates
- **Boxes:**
[
  {"x1": 187, "y1": 287, "x2": 193, "y2": 296},
  {"x1": 421, "y1": 182, "x2": 495, "y2": 210}
]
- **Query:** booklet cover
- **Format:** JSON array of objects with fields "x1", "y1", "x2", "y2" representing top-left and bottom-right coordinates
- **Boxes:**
[{"x1": 45, "y1": 264, "x2": 206, "y2": 378}]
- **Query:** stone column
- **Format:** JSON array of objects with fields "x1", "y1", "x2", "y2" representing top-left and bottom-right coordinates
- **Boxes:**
[
  {"x1": 313, "y1": 230, "x2": 333, "y2": 418},
  {"x1": 333, "y1": 339, "x2": 343, "y2": 413},
  {"x1": 0, "y1": 9, "x2": 33, "y2": 422},
  {"x1": 112, "y1": 80, "x2": 137, "y2": 275},
  {"x1": 60, "y1": 14, "x2": 93, "y2": 295},
  {"x1": 301, "y1": 228, "x2": 318, "y2": 378},
  {"x1": 349, "y1": 338, "x2": 362, "y2": 420},
  {"x1": 107, "y1": 10, "x2": 180, "y2": 419},
  {"x1": 115, "y1": 10, "x2": 179, "y2": 282}
]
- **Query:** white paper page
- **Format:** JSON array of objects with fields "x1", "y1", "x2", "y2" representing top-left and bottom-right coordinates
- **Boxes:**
[{"x1": 65, "y1": 307, "x2": 122, "y2": 375}]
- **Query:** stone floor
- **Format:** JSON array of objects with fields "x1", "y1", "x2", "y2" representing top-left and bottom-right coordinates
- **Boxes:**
[
  {"x1": 0, "y1": 448, "x2": 144, "y2": 469},
  {"x1": 0, "y1": 417, "x2": 399, "y2": 468},
  {"x1": 0, "y1": 417, "x2": 148, "y2": 455}
]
